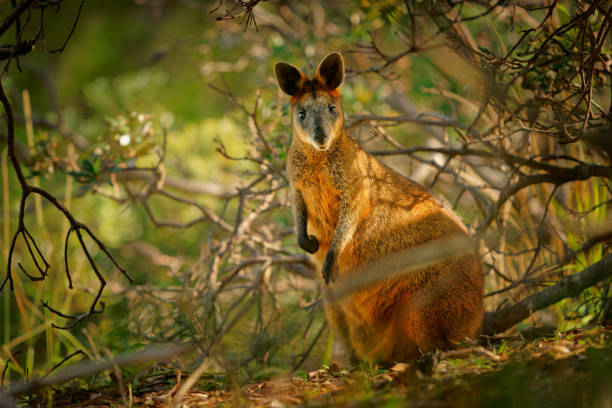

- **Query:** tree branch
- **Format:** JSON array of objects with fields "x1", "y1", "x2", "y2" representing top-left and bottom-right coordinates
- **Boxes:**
[
  {"x1": 482, "y1": 253, "x2": 612, "y2": 335},
  {"x1": 5, "y1": 343, "x2": 196, "y2": 397},
  {"x1": 0, "y1": 0, "x2": 37, "y2": 38}
]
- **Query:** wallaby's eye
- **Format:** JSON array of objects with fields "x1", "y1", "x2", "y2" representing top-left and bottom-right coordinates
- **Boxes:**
[
  {"x1": 329, "y1": 105, "x2": 337, "y2": 115},
  {"x1": 298, "y1": 110, "x2": 306, "y2": 121}
]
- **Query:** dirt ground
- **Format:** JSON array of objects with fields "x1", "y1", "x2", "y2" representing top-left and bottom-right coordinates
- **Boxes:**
[{"x1": 17, "y1": 326, "x2": 612, "y2": 407}]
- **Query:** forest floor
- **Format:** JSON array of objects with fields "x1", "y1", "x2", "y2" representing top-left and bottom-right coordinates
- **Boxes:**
[{"x1": 18, "y1": 326, "x2": 612, "y2": 408}]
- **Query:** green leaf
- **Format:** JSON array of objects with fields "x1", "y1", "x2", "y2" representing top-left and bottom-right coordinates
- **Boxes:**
[
  {"x1": 81, "y1": 159, "x2": 96, "y2": 176},
  {"x1": 478, "y1": 45, "x2": 491, "y2": 55},
  {"x1": 557, "y1": 4, "x2": 570, "y2": 24},
  {"x1": 92, "y1": 157, "x2": 101, "y2": 173}
]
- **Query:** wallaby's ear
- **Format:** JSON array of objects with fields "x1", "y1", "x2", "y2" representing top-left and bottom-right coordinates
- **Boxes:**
[
  {"x1": 275, "y1": 62, "x2": 305, "y2": 96},
  {"x1": 316, "y1": 52, "x2": 344, "y2": 90}
]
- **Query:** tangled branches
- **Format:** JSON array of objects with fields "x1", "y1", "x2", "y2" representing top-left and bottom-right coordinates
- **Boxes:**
[
  {"x1": 210, "y1": 0, "x2": 265, "y2": 31},
  {"x1": 0, "y1": 0, "x2": 132, "y2": 329},
  {"x1": 121, "y1": 79, "x2": 321, "y2": 370},
  {"x1": 346, "y1": 0, "x2": 612, "y2": 330}
]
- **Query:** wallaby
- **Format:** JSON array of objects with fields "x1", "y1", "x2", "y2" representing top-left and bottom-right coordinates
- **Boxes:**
[{"x1": 275, "y1": 52, "x2": 483, "y2": 364}]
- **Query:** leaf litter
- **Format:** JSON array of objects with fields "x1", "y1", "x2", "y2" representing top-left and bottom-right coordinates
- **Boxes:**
[{"x1": 21, "y1": 326, "x2": 612, "y2": 407}]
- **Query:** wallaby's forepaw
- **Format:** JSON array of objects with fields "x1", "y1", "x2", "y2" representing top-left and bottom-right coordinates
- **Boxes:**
[
  {"x1": 298, "y1": 234, "x2": 319, "y2": 254},
  {"x1": 322, "y1": 249, "x2": 337, "y2": 285}
]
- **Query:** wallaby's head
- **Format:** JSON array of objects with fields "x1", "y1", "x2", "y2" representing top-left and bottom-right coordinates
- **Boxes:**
[{"x1": 275, "y1": 52, "x2": 344, "y2": 151}]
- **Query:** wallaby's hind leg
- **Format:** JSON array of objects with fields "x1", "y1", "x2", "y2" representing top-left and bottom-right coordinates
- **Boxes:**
[
  {"x1": 397, "y1": 294, "x2": 449, "y2": 359},
  {"x1": 435, "y1": 257, "x2": 484, "y2": 345},
  {"x1": 398, "y1": 260, "x2": 483, "y2": 358}
]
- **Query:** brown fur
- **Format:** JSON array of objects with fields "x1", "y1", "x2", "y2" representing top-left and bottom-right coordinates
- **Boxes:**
[{"x1": 277, "y1": 53, "x2": 483, "y2": 364}]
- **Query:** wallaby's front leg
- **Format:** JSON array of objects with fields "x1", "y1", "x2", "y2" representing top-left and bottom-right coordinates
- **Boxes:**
[
  {"x1": 293, "y1": 187, "x2": 319, "y2": 254},
  {"x1": 322, "y1": 200, "x2": 358, "y2": 285}
]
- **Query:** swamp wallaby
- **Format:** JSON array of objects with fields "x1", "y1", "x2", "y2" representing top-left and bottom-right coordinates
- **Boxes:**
[{"x1": 275, "y1": 52, "x2": 483, "y2": 364}]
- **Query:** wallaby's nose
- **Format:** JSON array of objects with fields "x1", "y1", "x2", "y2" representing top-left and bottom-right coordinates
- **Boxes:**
[{"x1": 313, "y1": 127, "x2": 327, "y2": 145}]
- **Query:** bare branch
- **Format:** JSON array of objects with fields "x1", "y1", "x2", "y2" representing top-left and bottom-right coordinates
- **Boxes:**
[
  {"x1": 5, "y1": 343, "x2": 196, "y2": 397},
  {"x1": 482, "y1": 253, "x2": 612, "y2": 335}
]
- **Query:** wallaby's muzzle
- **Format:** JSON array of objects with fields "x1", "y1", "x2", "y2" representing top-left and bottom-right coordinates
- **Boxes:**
[{"x1": 313, "y1": 126, "x2": 328, "y2": 149}]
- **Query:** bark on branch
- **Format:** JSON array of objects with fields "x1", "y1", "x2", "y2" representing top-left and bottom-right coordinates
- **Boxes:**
[
  {"x1": 5, "y1": 343, "x2": 196, "y2": 397},
  {"x1": 0, "y1": 0, "x2": 37, "y2": 38},
  {"x1": 482, "y1": 253, "x2": 612, "y2": 335}
]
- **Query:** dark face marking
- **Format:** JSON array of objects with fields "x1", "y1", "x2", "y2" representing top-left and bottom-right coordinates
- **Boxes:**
[{"x1": 293, "y1": 91, "x2": 342, "y2": 151}]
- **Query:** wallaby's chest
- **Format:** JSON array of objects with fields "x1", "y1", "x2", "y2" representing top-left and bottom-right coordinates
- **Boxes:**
[{"x1": 289, "y1": 149, "x2": 341, "y2": 243}]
